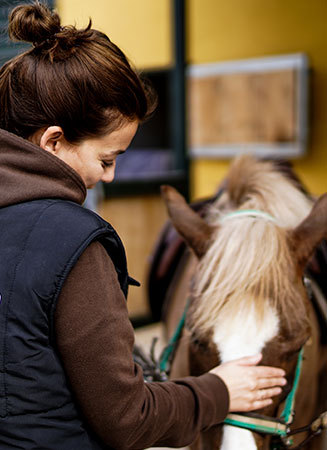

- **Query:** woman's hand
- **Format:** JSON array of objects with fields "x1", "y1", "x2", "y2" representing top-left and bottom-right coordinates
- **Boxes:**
[{"x1": 209, "y1": 354, "x2": 286, "y2": 412}]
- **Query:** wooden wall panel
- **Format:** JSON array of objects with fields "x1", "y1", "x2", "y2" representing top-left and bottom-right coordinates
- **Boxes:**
[{"x1": 99, "y1": 195, "x2": 168, "y2": 318}]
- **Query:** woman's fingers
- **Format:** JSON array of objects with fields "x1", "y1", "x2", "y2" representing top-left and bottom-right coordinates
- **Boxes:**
[
  {"x1": 250, "y1": 399, "x2": 273, "y2": 410},
  {"x1": 229, "y1": 354, "x2": 286, "y2": 378},
  {"x1": 251, "y1": 365, "x2": 286, "y2": 378},
  {"x1": 235, "y1": 353, "x2": 263, "y2": 366},
  {"x1": 244, "y1": 387, "x2": 283, "y2": 411},
  {"x1": 209, "y1": 355, "x2": 287, "y2": 412},
  {"x1": 256, "y1": 387, "x2": 282, "y2": 400},
  {"x1": 256, "y1": 376, "x2": 287, "y2": 390}
]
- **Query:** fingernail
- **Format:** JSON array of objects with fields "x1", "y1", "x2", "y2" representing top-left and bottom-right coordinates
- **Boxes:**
[{"x1": 281, "y1": 378, "x2": 287, "y2": 385}]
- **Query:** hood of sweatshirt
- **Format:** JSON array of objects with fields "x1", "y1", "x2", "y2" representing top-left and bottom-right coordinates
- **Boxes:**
[{"x1": 0, "y1": 128, "x2": 87, "y2": 208}]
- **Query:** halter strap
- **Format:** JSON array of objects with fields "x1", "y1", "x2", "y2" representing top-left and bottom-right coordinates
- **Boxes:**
[
  {"x1": 280, "y1": 347, "x2": 304, "y2": 424},
  {"x1": 224, "y1": 413, "x2": 290, "y2": 437},
  {"x1": 224, "y1": 347, "x2": 304, "y2": 439},
  {"x1": 158, "y1": 297, "x2": 326, "y2": 448},
  {"x1": 220, "y1": 209, "x2": 277, "y2": 223}
]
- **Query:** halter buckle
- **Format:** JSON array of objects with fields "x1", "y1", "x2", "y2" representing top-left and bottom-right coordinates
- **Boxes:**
[{"x1": 311, "y1": 411, "x2": 327, "y2": 432}]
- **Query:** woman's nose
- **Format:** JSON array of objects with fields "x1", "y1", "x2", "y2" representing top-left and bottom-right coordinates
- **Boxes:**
[{"x1": 101, "y1": 165, "x2": 116, "y2": 184}]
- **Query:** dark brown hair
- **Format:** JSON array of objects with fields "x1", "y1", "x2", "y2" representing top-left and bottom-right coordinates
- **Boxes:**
[{"x1": 0, "y1": 1, "x2": 157, "y2": 143}]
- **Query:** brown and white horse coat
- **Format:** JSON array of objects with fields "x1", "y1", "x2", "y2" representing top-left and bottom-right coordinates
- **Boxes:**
[{"x1": 162, "y1": 156, "x2": 327, "y2": 450}]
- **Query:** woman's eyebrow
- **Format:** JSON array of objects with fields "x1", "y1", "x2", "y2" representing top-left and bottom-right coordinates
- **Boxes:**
[{"x1": 100, "y1": 149, "x2": 125, "y2": 158}]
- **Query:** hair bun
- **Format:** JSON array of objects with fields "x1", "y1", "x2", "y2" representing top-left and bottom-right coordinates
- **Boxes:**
[{"x1": 8, "y1": 2, "x2": 61, "y2": 45}]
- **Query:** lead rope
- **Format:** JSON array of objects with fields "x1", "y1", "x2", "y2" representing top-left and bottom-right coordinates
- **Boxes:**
[
  {"x1": 224, "y1": 347, "x2": 304, "y2": 443},
  {"x1": 159, "y1": 299, "x2": 190, "y2": 373},
  {"x1": 139, "y1": 221, "x2": 327, "y2": 447},
  {"x1": 132, "y1": 300, "x2": 189, "y2": 382},
  {"x1": 271, "y1": 411, "x2": 327, "y2": 449},
  {"x1": 156, "y1": 303, "x2": 327, "y2": 449}
]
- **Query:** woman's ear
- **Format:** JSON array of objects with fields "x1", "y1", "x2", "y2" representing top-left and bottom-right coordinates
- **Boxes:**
[{"x1": 39, "y1": 126, "x2": 64, "y2": 154}]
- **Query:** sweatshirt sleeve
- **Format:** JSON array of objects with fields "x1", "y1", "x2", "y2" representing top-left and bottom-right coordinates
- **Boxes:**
[{"x1": 55, "y1": 241, "x2": 229, "y2": 450}]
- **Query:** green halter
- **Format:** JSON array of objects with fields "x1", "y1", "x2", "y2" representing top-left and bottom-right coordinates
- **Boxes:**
[
  {"x1": 218, "y1": 209, "x2": 304, "y2": 442},
  {"x1": 158, "y1": 209, "x2": 307, "y2": 447},
  {"x1": 220, "y1": 209, "x2": 277, "y2": 223},
  {"x1": 159, "y1": 301, "x2": 304, "y2": 446},
  {"x1": 224, "y1": 347, "x2": 304, "y2": 438}
]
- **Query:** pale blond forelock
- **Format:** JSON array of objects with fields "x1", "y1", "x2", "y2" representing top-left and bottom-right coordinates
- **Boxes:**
[
  {"x1": 210, "y1": 156, "x2": 313, "y2": 228},
  {"x1": 190, "y1": 156, "x2": 313, "y2": 336}
]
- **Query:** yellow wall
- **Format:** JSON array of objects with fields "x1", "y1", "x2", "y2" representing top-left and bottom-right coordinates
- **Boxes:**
[
  {"x1": 54, "y1": 0, "x2": 326, "y2": 317},
  {"x1": 55, "y1": 0, "x2": 173, "y2": 318},
  {"x1": 187, "y1": 0, "x2": 327, "y2": 198},
  {"x1": 56, "y1": 0, "x2": 172, "y2": 70},
  {"x1": 56, "y1": 0, "x2": 326, "y2": 196}
]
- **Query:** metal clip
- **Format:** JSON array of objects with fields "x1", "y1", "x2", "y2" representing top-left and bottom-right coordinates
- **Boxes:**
[
  {"x1": 311, "y1": 411, "x2": 327, "y2": 432},
  {"x1": 281, "y1": 436, "x2": 293, "y2": 447}
]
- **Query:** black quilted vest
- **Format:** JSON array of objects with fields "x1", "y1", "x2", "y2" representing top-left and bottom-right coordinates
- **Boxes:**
[{"x1": 0, "y1": 198, "x2": 129, "y2": 449}]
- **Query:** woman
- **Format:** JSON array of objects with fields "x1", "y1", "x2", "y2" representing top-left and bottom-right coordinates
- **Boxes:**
[{"x1": 0, "y1": 3, "x2": 286, "y2": 449}]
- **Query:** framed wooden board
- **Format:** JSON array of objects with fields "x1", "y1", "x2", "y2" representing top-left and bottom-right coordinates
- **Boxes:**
[{"x1": 187, "y1": 54, "x2": 308, "y2": 159}]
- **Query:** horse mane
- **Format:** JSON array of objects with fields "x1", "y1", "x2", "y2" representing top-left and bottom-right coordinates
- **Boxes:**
[{"x1": 190, "y1": 155, "x2": 313, "y2": 335}]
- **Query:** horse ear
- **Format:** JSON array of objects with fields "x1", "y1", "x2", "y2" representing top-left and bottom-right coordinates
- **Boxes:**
[
  {"x1": 290, "y1": 193, "x2": 327, "y2": 270},
  {"x1": 161, "y1": 185, "x2": 214, "y2": 258}
]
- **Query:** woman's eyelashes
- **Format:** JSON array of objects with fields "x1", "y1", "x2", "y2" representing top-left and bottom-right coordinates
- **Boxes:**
[{"x1": 102, "y1": 160, "x2": 114, "y2": 168}]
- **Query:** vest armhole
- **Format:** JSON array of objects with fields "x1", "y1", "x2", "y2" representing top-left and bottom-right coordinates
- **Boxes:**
[{"x1": 48, "y1": 229, "x2": 129, "y2": 347}]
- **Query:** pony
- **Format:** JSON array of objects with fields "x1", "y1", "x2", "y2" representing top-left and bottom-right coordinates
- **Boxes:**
[{"x1": 160, "y1": 155, "x2": 327, "y2": 450}]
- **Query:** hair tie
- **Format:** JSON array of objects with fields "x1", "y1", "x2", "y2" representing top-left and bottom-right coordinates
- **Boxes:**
[{"x1": 33, "y1": 27, "x2": 63, "y2": 48}]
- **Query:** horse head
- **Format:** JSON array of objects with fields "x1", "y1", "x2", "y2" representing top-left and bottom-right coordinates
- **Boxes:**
[{"x1": 161, "y1": 156, "x2": 327, "y2": 450}]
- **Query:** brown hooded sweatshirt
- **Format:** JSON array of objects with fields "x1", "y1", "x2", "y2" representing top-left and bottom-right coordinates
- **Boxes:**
[{"x1": 0, "y1": 128, "x2": 229, "y2": 449}]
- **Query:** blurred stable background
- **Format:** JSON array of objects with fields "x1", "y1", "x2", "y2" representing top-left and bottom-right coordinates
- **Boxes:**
[{"x1": 1, "y1": 0, "x2": 326, "y2": 326}]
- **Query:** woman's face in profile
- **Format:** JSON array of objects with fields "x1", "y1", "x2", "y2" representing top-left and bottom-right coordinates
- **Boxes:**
[{"x1": 39, "y1": 120, "x2": 138, "y2": 188}]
